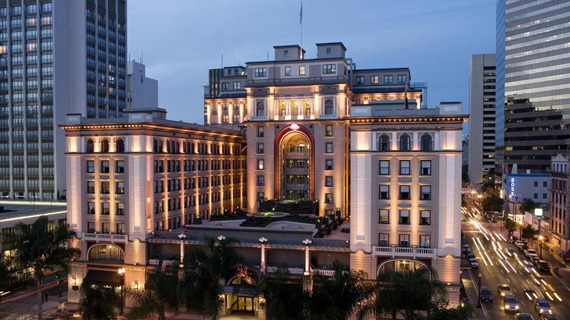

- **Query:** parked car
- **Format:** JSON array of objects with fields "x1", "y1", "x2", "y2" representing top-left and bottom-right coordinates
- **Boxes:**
[
  {"x1": 541, "y1": 314, "x2": 558, "y2": 320},
  {"x1": 467, "y1": 252, "x2": 476, "y2": 260},
  {"x1": 504, "y1": 294, "x2": 520, "y2": 313},
  {"x1": 525, "y1": 248, "x2": 537, "y2": 258},
  {"x1": 462, "y1": 244, "x2": 471, "y2": 253},
  {"x1": 480, "y1": 286, "x2": 493, "y2": 302},
  {"x1": 524, "y1": 289, "x2": 538, "y2": 301},
  {"x1": 515, "y1": 314, "x2": 535, "y2": 320},
  {"x1": 534, "y1": 298, "x2": 552, "y2": 315},
  {"x1": 469, "y1": 258, "x2": 479, "y2": 268},
  {"x1": 535, "y1": 260, "x2": 550, "y2": 272},
  {"x1": 498, "y1": 284, "x2": 512, "y2": 298},
  {"x1": 508, "y1": 247, "x2": 515, "y2": 254}
]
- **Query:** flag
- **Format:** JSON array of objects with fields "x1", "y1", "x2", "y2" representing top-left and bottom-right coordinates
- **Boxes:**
[
  {"x1": 404, "y1": 82, "x2": 409, "y2": 109},
  {"x1": 300, "y1": 1, "x2": 303, "y2": 25}
]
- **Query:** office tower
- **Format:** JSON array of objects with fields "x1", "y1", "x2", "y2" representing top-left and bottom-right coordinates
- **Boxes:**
[
  {"x1": 0, "y1": 0, "x2": 127, "y2": 200},
  {"x1": 496, "y1": 0, "x2": 570, "y2": 177},
  {"x1": 468, "y1": 54, "x2": 496, "y2": 189},
  {"x1": 62, "y1": 109, "x2": 246, "y2": 304},
  {"x1": 127, "y1": 60, "x2": 158, "y2": 111}
]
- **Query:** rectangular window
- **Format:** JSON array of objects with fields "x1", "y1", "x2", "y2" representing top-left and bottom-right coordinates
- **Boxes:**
[
  {"x1": 543, "y1": 193, "x2": 547, "y2": 199},
  {"x1": 101, "y1": 222, "x2": 110, "y2": 233},
  {"x1": 87, "y1": 222, "x2": 95, "y2": 233},
  {"x1": 257, "y1": 159, "x2": 264, "y2": 170},
  {"x1": 232, "y1": 81, "x2": 241, "y2": 90},
  {"x1": 221, "y1": 82, "x2": 229, "y2": 90},
  {"x1": 399, "y1": 210, "x2": 410, "y2": 224},
  {"x1": 284, "y1": 66, "x2": 291, "y2": 76},
  {"x1": 322, "y1": 64, "x2": 336, "y2": 74},
  {"x1": 355, "y1": 76, "x2": 364, "y2": 85},
  {"x1": 326, "y1": 125, "x2": 333, "y2": 137},
  {"x1": 399, "y1": 234, "x2": 410, "y2": 247},
  {"x1": 379, "y1": 160, "x2": 390, "y2": 175},
  {"x1": 257, "y1": 175, "x2": 265, "y2": 186},
  {"x1": 384, "y1": 75, "x2": 393, "y2": 84},
  {"x1": 257, "y1": 126, "x2": 264, "y2": 137},
  {"x1": 101, "y1": 202, "x2": 110, "y2": 215},
  {"x1": 420, "y1": 185, "x2": 431, "y2": 200},
  {"x1": 116, "y1": 160, "x2": 125, "y2": 173},
  {"x1": 116, "y1": 223, "x2": 125, "y2": 234},
  {"x1": 325, "y1": 159, "x2": 333, "y2": 170},
  {"x1": 370, "y1": 75, "x2": 379, "y2": 84},
  {"x1": 399, "y1": 160, "x2": 410, "y2": 175},
  {"x1": 101, "y1": 181, "x2": 110, "y2": 194},
  {"x1": 254, "y1": 67, "x2": 267, "y2": 77},
  {"x1": 379, "y1": 185, "x2": 390, "y2": 199},
  {"x1": 257, "y1": 192, "x2": 265, "y2": 201},
  {"x1": 399, "y1": 185, "x2": 410, "y2": 200},
  {"x1": 397, "y1": 74, "x2": 407, "y2": 84},
  {"x1": 325, "y1": 193, "x2": 333, "y2": 203},
  {"x1": 257, "y1": 143, "x2": 264, "y2": 154},
  {"x1": 378, "y1": 233, "x2": 390, "y2": 246},
  {"x1": 534, "y1": 181, "x2": 538, "y2": 187},
  {"x1": 420, "y1": 160, "x2": 431, "y2": 175},
  {"x1": 420, "y1": 235, "x2": 431, "y2": 248},
  {"x1": 534, "y1": 193, "x2": 538, "y2": 199},
  {"x1": 379, "y1": 209, "x2": 389, "y2": 224},
  {"x1": 420, "y1": 210, "x2": 431, "y2": 225},
  {"x1": 543, "y1": 181, "x2": 547, "y2": 187},
  {"x1": 299, "y1": 65, "x2": 306, "y2": 75},
  {"x1": 86, "y1": 160, "x2": 94, "y2": 173},
  {"x1": 116, "y1": 181, "x2": 125, "y2": 194},
  {"x1": 87, "y1": 202, "x2": 95, "y2": 214},
  {"x1": 325, "y1": 176, "x2": 333, "y2": 187},
  {"x1": 87, "y1": 181, "x2": 95, "y2": 194},
  {"x1": 325, "y1": 142, "x2": 333, "y2": 153},
  {"x1": 101, "y1": 160, "x2": 110, "y2": 173}
]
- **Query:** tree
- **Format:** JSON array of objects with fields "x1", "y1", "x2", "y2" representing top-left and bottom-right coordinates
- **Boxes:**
[
  {"x1": 128, "y1": 269, "x2": 180, "y2": 320},
  {"x1": 504, "y1": 218, "x2": 517, "y2": 238},
  {"x1": 522, "y1": 225, "x2": 538, "y2": 241},
  {"x1": 427, "y1": 304, "x2": 474, "y2": 320},
  {"x1": 14, "y1": 217, "x2": 80, "y2": 320},
  {"x1": 482, "y1": 194, "x2": 504, "y2": 212},
  {"x1": 307, "y1": 260, "x2": 369, "y2": 320},
  {"x1": 0, "y1": 256, "x2": 14, "y2": 305},
  {"x1": 264, "y1": 266, "x2": 308, "y2": 320},
  {"x1": 519, "y1": 198, "x2": 540, "y2": 214},
  {"x1": 78, "y1": 282, "x2": 120, "y2": 320}
]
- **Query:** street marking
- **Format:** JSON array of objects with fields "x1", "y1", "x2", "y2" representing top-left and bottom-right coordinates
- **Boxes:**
[{"x1": 467, "y1": 269, "x2": 490, "y2": 320}]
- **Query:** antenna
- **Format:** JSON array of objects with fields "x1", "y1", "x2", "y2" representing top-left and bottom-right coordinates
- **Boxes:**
[
  {"x1": 267, "y1": 49, "x2": 269, "y2": 61},
  {"x1": 221, "y1": 51, "x2": 224, "y2": 68},
  {"x1": 141, "y1": 50, "x2": 144, "y2": 64},
  {"x1": 299, "y1": 1, "x2": 303, "y2": 57}
]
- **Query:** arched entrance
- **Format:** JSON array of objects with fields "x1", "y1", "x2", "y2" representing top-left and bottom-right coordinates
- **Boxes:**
[
  {"x1": 377, "y1": 258, "x2": 428, "y2": 275},
  {"x1": 274, "y1": 124, "x2": 315, "y2": 200}
]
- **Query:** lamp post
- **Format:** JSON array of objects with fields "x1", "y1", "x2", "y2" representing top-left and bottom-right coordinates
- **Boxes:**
[
  {"x1": 538, "y1": 235, "x2": 544, "y2": 259},
  {"x1": 477, "y1": 273, "x2": 482, "y2": 308},
  {"x1": 302, "y1": 239, "x2": 312, "y2": 276},
  {"x1": 118, "y1": 267, "x2": 125, "y2": 315},
  {"x1": 259, "y1": 237, "x2": 268, "y2": 274},
  {"x1": 178, "y1": 233, "x2": 186, "y2": 268}
]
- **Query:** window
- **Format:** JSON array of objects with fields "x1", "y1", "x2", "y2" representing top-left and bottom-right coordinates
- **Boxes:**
[
  {"x1": 399, "y1": 210, "x2": 410, "y2": 224},
  {"x1": 101, "y1": 160, "x2": 110, "y2": 173},
  {"x1": 543, "y1": 193, "x2": 547, "y2": 199},
  {"x1": 325, "y1": 176, "x2": 333, "y2": 187},
  {"x1": 378, "y1": 234, "x2": 390, "y2": 246},
  {"x1": 370, "y1": 75, "x2": 379, "y2": 84},
  {"x1": 325, "y1": 159, "x2": 333, "y2": 170},
  {"x1": 257, "y1": 159, "x2": 264, "y2": 170},
  {"x1": 101, "y1": 202, "x2": 110, "y2": 215},
  {"x1": 87, "y1": 181, "x2": 95, "y2": 194},
  {"x1": 326, "y1": 47, "x2": 332, "y2": 54},
  {"x1": 420, "y1": 235, "x2": 431, "y2": 248},
  {"x1": 233, "y1": 81, "x2": 241, "y2": 90},
  {"x1": 399, "y1": 185, "x2": 410, "y2": 200},
  {"x1": 116, "y1": 222, "x2": 125, "y2": 234},
  {"x1": 87, "y1": 202, "x2": 95, "y2": 214},
  {"x1": 534, "y1": 193, "x2": 538, "y2": 199},
  {"x1": 543, "y1": 181, "x2": 547, "y2": 187},
  {"x1": 101, "y1": 222, "x2": 110, "y2": 233},
  {"x1": 355, "y1": 76, "x2": 364, "y2": 85},
  {"x1": 534, "y1": 181, "x2": 538, "y2": 187},
  {"x1": 101, "y1": 139, "x2": 110, "y2": 152},
  {"x1": 325, "y1": 193, "x2": 333, "y2": 203},
  {"x1": 384, "y1": 75, "x2": 393, "y2": 84},
  {"x1": 379, "y1": 160, "x2": 390, "y2": 175},
  {"x1": 326, "y1": 125, "x2": 333, "y2": 136},
  {"x1": 254, "y1": 67, "x2": 267, "y2": 77},
  {"x1": 420, "y1": 210, "x2": 431, "y2": 225},
  {"x1": 284, "y1": 66, "x2": 291, "y2": 76},
  {"x1": 116, "y1": 160, "x2": 125, "y2": 173},
  {"x1": 87, "y1": 160, "x2": 95, "y2": 173},
  {"x1": 87, "y1": 222, "x2": 95, "y2": 233},
  {"x1": 257, "y1": 192, "x2": 265, "y2": 201},
  {"x1": 420, "y1": 185, "x2": 431, "y2": 200},
  {"x1": 257, "y1": 143, "x2": 264, "y2": 154},
  {"x1": 420, "y1": 160, "x2": 431, "y2": 175},
  {"x1": 399, "y1": 160, "x2": 410, "y2": 175},
  {"x1": 399, "y1": 134, "x2": 411, "y2": 151},
  {"x1": 116, "y1": 139, "x2": 125, "y2": 152},
  {"x1": 257, "y1": 126, "x2": 264, "y2": 137},
  {"x1": 116, "y1": 203, "x2": 125, "y2": 216},
  {"x1": 324, "y1": 99, "x2": 334, "y2": 115},
  {"x1": 379, "y1": 185, "x2": 390, "y2": 199},
  {"x1": 86, "y1": 139, "x2": 94, "y2": 153},
  {"x1": 399, "y1": 234, "x2": 410, "y2": 247},
  {"x1": 421, "y1": 134, "x2": 433, "y2": 151},
  {"x1": 101, "y1": 181, "x2": 110, "y2": 194},
  {"x1": 378, "y1": 134, "x2": 390, "y2": 151},
  {"x1": 116, "y1": 181, "x2": 125, "y2": 194},
  {"x1": 379, "y1": 209, "x2": 389, "y2": 224},
  {"x1": 322, "y1": 64, "x2": 336, "y2": 74},
  {"x1": 325, "y1": 142, "x2": 333, "y2": 153},
  {"x1": 283, "y1": 49, "x2": 289, "y2": 57},
  {"x1": 299, "y1": 65, "x2": 306, "y2": 75},
  {"x1": 397, "y1": 74, "x2": 407, "y2": 84},
  {"x1": 257, "y1": 175, "x2": 265, "y2": 186}
]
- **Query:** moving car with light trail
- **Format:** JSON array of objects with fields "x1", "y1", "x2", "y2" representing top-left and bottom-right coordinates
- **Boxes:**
[
  {"x1": 524, "y1": 289, "x2": 538, "y2": 301},
  {"x1": 541, "y1": 284, "x2": 562, "y2": 302},
  {"x1": 515, "y1": 313, "x2": 535, "y2": 320},
  {"x1": 504, "y1": 294, "x2": 520, "y2": 313},
  {"x1": 498, "y1": 284, "x2": 512, "y2": 299},
  {"x1": 534, "y1": 298, "x2": 552, "y2": 315},
  {"x1": 480, "y1": 286, "x2": 493, "y2": 302}
]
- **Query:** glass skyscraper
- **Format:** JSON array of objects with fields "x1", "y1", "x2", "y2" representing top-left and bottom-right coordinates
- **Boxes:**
[{"x1": 496, "y1": 0, "x2": 570, "y2": 174}]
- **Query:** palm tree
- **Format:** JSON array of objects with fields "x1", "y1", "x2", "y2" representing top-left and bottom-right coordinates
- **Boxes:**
[
  {"x1": 14, "y1": 216, "x2": 81, "y2": 320},
  {"x1": 78, "y1": 282, "x2": 120, "y2": 320},
  {"x1": 504, "y1": 218, "x2": 517, "y2": 238},
  {"x1": 427, "y1": 303, "x2": 474, "y2": 320},
  {"x1": 127, "y1": 269, "x2": 180, "y2": 320},
  {"x1": 264, "y1": 266, "x2": 308, "y2": 320},
  {"x1": 307, "y1": 260, "x2": 369, "y2": 320}
]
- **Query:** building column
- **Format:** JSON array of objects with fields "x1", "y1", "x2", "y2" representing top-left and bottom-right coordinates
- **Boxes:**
[
  {"x1": 259, "y1": 237, "x2": 267, "y2": 274},
  {"x1": 303, "y1": 239, "x2": 312, "y2": 276}
]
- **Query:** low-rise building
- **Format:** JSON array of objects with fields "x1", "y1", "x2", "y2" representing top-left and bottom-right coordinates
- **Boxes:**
[{"x1": 550, "y1": 154, "x2": 570, "y2": 255}]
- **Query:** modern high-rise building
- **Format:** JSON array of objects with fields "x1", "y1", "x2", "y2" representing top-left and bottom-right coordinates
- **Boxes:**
[
  {"x1": 0, "y1": 0, "x2": 127, "y2": 200},
  {"x1": 468, "y1": 54, "x2": 496, "y2": 189},
  {"x1": 496, "y1": 0, "x2": 570, "y2": 177}
]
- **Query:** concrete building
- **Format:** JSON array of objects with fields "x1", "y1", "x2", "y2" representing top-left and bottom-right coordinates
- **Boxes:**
[
  {"x1": 61, "y1": 109, "x2": 246, "y2": 304},
  {"x1": 0, "y1": 0, "x2": 127, "y2": 201},
  {"x1": 550, "y1": 154, "x2": 570, "y2": 254},
  {"x1": 468, "y1": 54, "x2": 496, "y2": 189},
  {"x1": 127, "y1": 60, "x2": 158, "y2": 110},
  {"x1": 505, "y1": 170, "x2": 551, "y2": 219},
  {"x1": 496, "y1": 0, "x2": 570, "y2": 178}
]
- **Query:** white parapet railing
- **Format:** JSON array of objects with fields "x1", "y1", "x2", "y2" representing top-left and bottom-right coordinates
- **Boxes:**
[
  {"x1": 83, "y1": 232, "x2": 127, "y2": 243},
  {"x1": 373, "y1": 246, "x2": 435, "y2": 258}
]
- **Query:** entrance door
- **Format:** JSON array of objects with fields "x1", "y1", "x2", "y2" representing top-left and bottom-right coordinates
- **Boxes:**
[{"x1": 231, "y1": 296, "x2": 254, "y2": 312}]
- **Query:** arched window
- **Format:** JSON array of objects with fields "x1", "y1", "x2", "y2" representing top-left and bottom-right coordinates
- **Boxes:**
[
  {"x1": 399, "y1": 134, "x2": 411, "y2": 151},
  {"x1": 289, "y1": 143, "x2": 295, "y2": 152},
  {"x1": 115, "y1": 138, "x2": 125, "y2": 153},
  {"x1": 88, "y1": 244, "x2": 124, "y2": 262},
  {"x1": 297, "y1": 143, "x2": 305, "y2": 153},
  {"x1": 101, "y1": 139, "x2": 109, "y2": 153},
  {"x1": 421, "y1": 134, "x2": 433, "y2": 151},
  {"x1": 378, "y1": 134, "x2": 390, "y2": 151},
  {"x1": 153, "y1": 139, "x2": 159, "y2": 153},
  {"x1": 256, "y1": 101, "x2": 265, "y2": 117},
  {"x1": 324, "y1": 99, "x2": 334, "y2": 115},
  {"x1": 292, "y1": 102, "x2": 299, "y2": 117},
  {"x1": 86, "y1": 139, "x2": 94, "y2": 153}
]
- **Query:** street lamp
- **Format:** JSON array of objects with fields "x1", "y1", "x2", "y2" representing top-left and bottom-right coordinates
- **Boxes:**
[
  {"x1": 118, "y1": 267, "x2": 125, "y2": 315},
  {"x1": 178, "y1": 233, "x2": 187, "y2": 268},
  {"x1": 538, "y1": 235, "x2": 544, "y2": 259},
  {"x1": 477, "y1": 273, "x2": 482, "y2": 308},
  {"x1": 303, "y1": 239, "x2": 312, "y2": 276}
]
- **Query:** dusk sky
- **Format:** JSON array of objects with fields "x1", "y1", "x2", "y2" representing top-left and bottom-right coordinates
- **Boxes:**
[{"x1": 128, "y1": 0, "x2": 496, "y2": 127}]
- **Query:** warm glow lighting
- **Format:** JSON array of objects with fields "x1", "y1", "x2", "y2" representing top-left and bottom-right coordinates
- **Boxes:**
[{"x1": 118, "y1": 267, "x2": 125, "y2": 275}]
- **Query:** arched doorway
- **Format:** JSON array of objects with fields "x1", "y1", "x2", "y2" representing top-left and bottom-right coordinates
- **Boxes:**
[
  {"x1": 88, "y1": 244, "x2": 125, "y2": 262},
  {"x1": 274, "y1": 124, "x2": 315, "y2": 200},
  {"x1": 377, "y1": 259, "x2": 428, "y2": 275}
]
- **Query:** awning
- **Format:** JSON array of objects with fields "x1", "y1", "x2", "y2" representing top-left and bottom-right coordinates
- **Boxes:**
[{"x1": 83, "y1": 270, "x2": 122, "y2": 287}]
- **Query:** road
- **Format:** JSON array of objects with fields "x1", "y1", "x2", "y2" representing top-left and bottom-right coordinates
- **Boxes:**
[
  {"x1": 0, "y1": 281, "x2": 68, "y2": 320},
  {"x1": 462, "y1": 207, "x2": 570, "y2": 320}
]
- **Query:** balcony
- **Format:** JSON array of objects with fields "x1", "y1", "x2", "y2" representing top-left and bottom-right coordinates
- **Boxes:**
[
  {"x1": 83, "y1": 232, "x2": 127, "y2": 243},
  {"x1": 373, "y1": 246, "x2": 435, "y2": 258},
  {"x1": 284, "y1": 167, "x2": 309, "y2": 173},
  {"x1": 284, "y1": 183, "x2": 309, "y2": 190}
]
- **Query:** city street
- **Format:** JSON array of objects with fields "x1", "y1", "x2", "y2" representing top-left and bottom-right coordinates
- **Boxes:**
[{"x1": 462, "y1": 207, "x2": 570, "y2": 320}]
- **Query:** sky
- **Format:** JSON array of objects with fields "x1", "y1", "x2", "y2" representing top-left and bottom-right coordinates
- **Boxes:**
[{"x1": 127, "y1": 0, "x2": 497, "y2": 127}]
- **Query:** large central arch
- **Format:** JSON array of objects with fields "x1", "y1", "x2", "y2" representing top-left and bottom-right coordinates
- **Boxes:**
[{"x1": 274, "y1": 124, "x2": 315, "y2": 200}]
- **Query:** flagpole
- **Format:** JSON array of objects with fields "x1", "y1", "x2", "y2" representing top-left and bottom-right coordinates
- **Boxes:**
[{"x1": 300, "y1": 1, "x2": 303, "y2": 58}]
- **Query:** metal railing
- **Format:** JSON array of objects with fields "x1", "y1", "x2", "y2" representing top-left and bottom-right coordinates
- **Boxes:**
[
  {"x1": 83, "y1": 232, "x2": 127, "y2": 243},
  {"x1": 373, "y1": 246, "x2": 435, "y2": 258}
]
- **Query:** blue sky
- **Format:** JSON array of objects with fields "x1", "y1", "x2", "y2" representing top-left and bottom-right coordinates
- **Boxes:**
[{"x1": 128, "y1": 0, "x2": 496, "y2": 127}]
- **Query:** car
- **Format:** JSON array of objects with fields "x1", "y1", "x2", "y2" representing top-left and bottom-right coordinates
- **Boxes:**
[
  {"x1": 508, "y1": 247, "x2": 515, "y2": 254},
  {"x1": 480, "y1": 286, "x2": 493, "y2": 302},
  {"x1": 462, "y1": 244, "x2": 471, "y2": 253},
  {"x1": 535, "y1": 260, "x2": 550, "y2": 272},
  {"x1": 467, "y1": 252, "x2": 475, "y2": 260},
  {"x1": 523, "y1": 260, "x2": 535, "y2": 273},
  {"x1": 521, "y1": 244, "x2": 529, "y2": 251},
  {"x1": 540, "y1": 314, "x2": 558, "y2": 320},
  {"x1": 469, "y1": 258, "x2": 479, "y2": 268},
  {"x1": 504, "y1": 294, "x2": 520, "y2": 313},
  {"x1": 541, "y1": 284, "x2": 562, "y2": 302},
  {"x1": 498, "y1": 284, "x2": 512, "y2": 298},
  {"x1": 531, "y1": 273, "x2": 547, "y2": 286},
  {"x1": 534, "y1": 298, "x2": 552, "y2": 315},
  {"x1": 525, "y1": 248, "x2": 537, "y2": 258},
  {"x1": 515, "y1": 313, "x2": 535, "y2": 320},
  {"x1": 524, "y1": 289, "x2": 539, "y2": 301}
]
